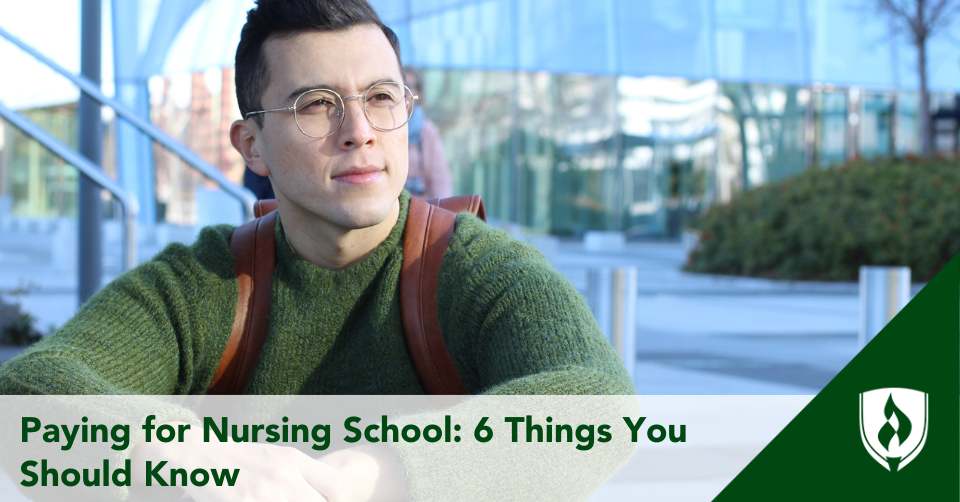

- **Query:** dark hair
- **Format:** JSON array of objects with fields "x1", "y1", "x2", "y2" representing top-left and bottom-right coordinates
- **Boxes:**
[{"x1": 235, "y1": 0, "x2": 402, "y2": 127}]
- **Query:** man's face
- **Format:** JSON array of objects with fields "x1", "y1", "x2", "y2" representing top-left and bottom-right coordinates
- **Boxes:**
[{"x1": 250, "y1": 25, "x2": 407, "y2": 230}]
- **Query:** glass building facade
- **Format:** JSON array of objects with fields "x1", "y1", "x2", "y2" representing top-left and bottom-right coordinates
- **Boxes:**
[
  {"x1": 1, "y1": 0, "x2": 959, "y2": 236},
  {"x1": 414, "y1": 71, "x2": 937, "y2": 236}
]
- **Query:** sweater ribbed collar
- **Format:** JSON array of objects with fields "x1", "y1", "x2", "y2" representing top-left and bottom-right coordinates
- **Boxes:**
[{"x1": 272, "y1": 192, "x2": 411, "y2": 292}]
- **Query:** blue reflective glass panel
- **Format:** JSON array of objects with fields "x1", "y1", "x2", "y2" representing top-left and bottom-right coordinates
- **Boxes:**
[
  {"x1": 925, "y1": 29, "x2": 960, "y2": 91},
  {"x1": 388, "y1": 21, "x2": 414, "y2": 65},
  {"x1": 368, "y1": 0, "x2": 408, "y2": 23},
  {"x1": 517, "y1": 0, "x2": 616, "y2": 74},
  {"x1": 411, "y1": 0, "x2": 479, "y2": 16},
  {"x1": 806, "y1": 1, "x2": 893, "y2": 88},
  {"x1": 715, "y1": 0, "x2": 806, "y2": 83},
  {"x1": 409, "y1": 0, "x2": 516, "y2": 69},
  {"x1": 618, "y1": 0, "x2": 713, "y2": 79}
]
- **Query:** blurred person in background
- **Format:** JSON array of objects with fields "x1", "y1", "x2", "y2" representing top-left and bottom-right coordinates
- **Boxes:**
[
  {"x1": 404, "y1": 66, "x2": 452, "y2": 199},
  {"x1": 243, "y1": 163, "x2": 275, "y2": 199}
]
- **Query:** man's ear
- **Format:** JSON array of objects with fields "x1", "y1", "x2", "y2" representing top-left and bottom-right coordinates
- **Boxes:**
[{"x1": 231, "y1": 119, "x2": 271, "y2": 176}]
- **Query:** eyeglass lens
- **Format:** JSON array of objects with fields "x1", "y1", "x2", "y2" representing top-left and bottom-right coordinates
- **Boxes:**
[{"x1": 293, "y1": 83, "x2": 413, "y2": 138}]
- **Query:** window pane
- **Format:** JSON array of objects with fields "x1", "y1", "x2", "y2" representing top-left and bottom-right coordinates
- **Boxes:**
[
  {"x1": 618, "y1": 0, "x2": 712, "y2": 79},
  {"x1": 424, "y1": 69, "x2": 516, "y2": 221},
  {"x1": 409, "y1": 0, "x2": 516, "y2": 69},
  {"x1": 518, "y1": 0, "x2": 616, "y2": 74}
]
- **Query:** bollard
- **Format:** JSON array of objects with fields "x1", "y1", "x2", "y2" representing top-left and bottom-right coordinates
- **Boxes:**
[
  {"x1": 584, "y1": 231, "x2": 626, "y2": 251},
  {"x1": 858, "y1": 266, "x2": 911, "y2": 347},
  {"x1": 586, "y1": 266, "x2": 637, "y2": 379}
]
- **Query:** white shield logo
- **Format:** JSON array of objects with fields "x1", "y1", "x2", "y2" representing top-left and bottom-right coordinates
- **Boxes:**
[{"x1": 859, "y1": 388, "x2": 928, "y2": 471}]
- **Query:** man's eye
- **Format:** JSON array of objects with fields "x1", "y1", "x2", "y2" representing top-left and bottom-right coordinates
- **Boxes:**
[
  {"x1": 368, "y1": 93, "x2": 394, "y2": 102},
  {"x1": 299, "y1": 99, "x2": 335, "y2": 113}
]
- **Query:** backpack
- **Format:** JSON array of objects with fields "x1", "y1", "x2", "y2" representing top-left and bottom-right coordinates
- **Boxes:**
[{"x1": 206, "y1": 195, "x2": 486, "y2": 395}]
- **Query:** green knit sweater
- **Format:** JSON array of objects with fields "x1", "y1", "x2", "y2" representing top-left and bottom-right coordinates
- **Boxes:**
[{"x1": 0, "y1": 192, "x2": 634, "y2": 396}]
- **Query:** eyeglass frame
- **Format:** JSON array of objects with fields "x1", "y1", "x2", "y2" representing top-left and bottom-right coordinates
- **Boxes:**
[{"x1": 244, "y1": 82, "x2": 419, "y2": 139}]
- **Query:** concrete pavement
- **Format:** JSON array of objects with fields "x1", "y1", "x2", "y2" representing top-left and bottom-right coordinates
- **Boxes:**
[{"x1": 549, "y1": 239, "x2": 919, "y2": 395}]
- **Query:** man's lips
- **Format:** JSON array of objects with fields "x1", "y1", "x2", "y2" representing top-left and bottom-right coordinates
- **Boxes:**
[{"x1": 332, "y1": 167, "x2": 383, "y2": 185}]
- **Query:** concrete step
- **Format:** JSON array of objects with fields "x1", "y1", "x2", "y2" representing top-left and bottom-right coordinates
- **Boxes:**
[{"x1": 0, "y1": 218, "x2": 199, "y2": 274}]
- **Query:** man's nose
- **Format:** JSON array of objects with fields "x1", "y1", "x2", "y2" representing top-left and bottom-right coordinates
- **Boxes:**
[{"x1": 337, "y1": 96, "x2": 376, "y2": 149}]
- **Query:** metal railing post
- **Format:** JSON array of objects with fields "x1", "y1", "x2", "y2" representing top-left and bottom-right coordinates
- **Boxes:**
[{"x1": 78, "y1": 0, "x2": 103, "y2": 304}]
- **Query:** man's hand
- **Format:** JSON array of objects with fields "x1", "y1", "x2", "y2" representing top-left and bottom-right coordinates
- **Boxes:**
[
  {"x1": 317, "y1": 444, "x2": 409, "y2": 502},
  {"x1": 131, "y1": 421, "x2": 350, "y2": 502}
]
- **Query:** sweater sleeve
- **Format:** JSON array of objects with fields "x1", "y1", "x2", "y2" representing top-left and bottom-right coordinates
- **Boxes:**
[
  {"x1": 0, "y1": 230, "x2": 237, "y2": 502},
  {"x1": 0, "y1": 225, "x2": 238, "y2": 396},
  {"x1": 388, "y1": 216, "x2": 638, "y2": 501},
  {"x1": 437, "y1": 214, "x2": 635, "y2": 396}
]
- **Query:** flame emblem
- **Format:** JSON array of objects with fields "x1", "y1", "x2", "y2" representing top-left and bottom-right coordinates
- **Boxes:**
[
  {"x1": 860, "y1": 388, "x2": 928, "y2": 472},
  {"x1": 878, "y1": 394, "x2": 912, "y2": 452}
]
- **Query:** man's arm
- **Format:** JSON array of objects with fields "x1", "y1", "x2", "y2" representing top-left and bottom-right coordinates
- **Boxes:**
[
  {"x1": 362, "y1": 214, "x2": 638, "y2": 501},
  {"x1": 437, "y1": 213, "x2": 635, "y2": 396},
  {"x1": 0, "y1": 226, "x2": 238, "y2": 395},
  {"x1": 0, "y1": 227, "x2": 358, "y2": 502}
]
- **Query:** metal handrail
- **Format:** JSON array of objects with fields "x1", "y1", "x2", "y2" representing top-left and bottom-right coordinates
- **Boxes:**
[
  {"x1": 0, "y1": 101, "x2": 139, "y2": 271},
  {"x1": 0, "y1": 24, "x2": 257, "y2": 221}
]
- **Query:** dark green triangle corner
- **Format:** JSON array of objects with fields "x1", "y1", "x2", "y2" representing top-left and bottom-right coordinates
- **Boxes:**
[{"x1": 714, "y1": 255, "x2": 959, "y2": 501}]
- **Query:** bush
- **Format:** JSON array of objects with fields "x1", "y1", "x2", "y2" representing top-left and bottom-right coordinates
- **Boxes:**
[
  {"x1": 685, "y1": 157, "x2": 960, "y2": 282},
  {"x1": 2, "y1": 312, "x2": 43, "y2": 345},
  {"x1": 0, "y1": 291, "x2": 44, "y2": 346}
]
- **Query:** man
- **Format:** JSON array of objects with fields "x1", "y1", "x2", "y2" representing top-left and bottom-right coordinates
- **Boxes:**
[{"x1": 1, "y1": 0, "x2": 633, "y2": 499}]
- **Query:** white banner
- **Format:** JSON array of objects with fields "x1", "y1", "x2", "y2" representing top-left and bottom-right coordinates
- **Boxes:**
[{"x1": 0, "y1": 395, "x2": 810, "y2": 502}]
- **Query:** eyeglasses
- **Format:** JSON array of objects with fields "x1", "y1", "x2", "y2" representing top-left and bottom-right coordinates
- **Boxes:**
[{"x1": 245, "y1": 82, "x2": 418, "y2": 138}]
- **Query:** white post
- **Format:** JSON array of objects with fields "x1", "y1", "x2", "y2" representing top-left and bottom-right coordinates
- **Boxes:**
[
  {"x1": 858, "y1": 266, "x2": 911, "y2": 347},
  {"x1": 587, "y1": 266, "x2": 637, "y2": 379}
]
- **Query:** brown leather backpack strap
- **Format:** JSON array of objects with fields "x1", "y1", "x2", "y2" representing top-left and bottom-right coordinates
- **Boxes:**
[
  {"x1": 254, "y1": 199, "x2": 278, "y2": 217},
  {"x1": 424, "y1": 194, "x2": 486, "y2": 222},
  {"x1": 208, "y1": 210, "x2": 278, "y2": 394},
  {"x1": 401, "y1": 197, "x2": 469, "y2": 394},
  {"x1": 210, "y1": 194, "x2": 484, "y2": 395}
]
